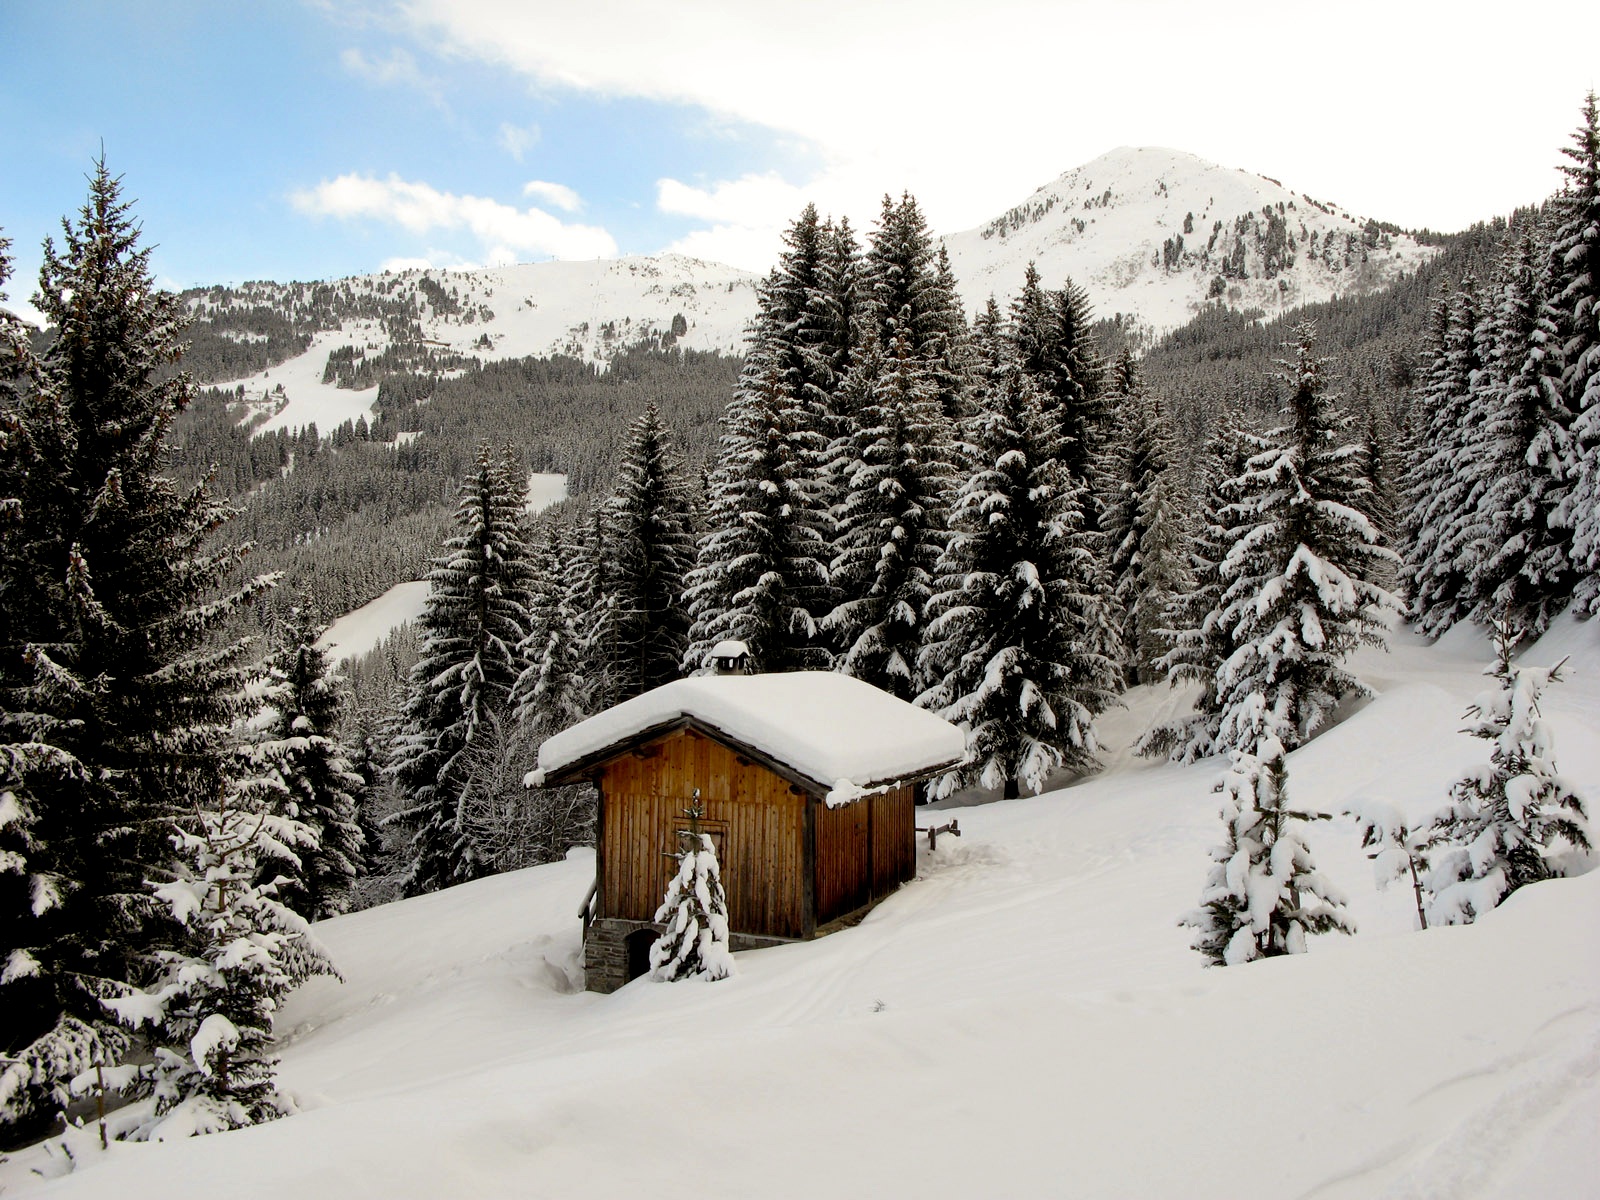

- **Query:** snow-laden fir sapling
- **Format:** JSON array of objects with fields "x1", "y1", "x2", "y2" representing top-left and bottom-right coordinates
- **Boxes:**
[
  {"x1": 650, "y1": 793, "x2": 735, "y2": 982},
  {"x1": 1419, "y1": 618, "x2": 1590, "y2": 925},
  {"x1": 1344, "y1": 798, "x2": 1431, "y2": 930},
  {"x1": 1181, "y1": 694, "x2": 1354, "y2": 965},
  {"x1": 98, "y1": 780, "x2": 336, "y2": 1140}
]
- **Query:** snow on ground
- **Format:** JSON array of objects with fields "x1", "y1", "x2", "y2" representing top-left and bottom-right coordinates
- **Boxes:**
[
  {"x1": 313, "y1": 480, "x2": 560, "y2": 666},
  {"x1": 942, "y1": 146, "x2": 1438, "y2": 333},
  {"x1": 11, "y1": 617, "x2": 1598, "y2": 1198},
  {"x1": 232, "y1": 327, "x2": 386, "y2": 437},
  {"x1": 524, "y1": 472, "x2": 567, "y2": 514},
  {"x1": 315, "y1": 581, "x2": 430, "y2": 666}
]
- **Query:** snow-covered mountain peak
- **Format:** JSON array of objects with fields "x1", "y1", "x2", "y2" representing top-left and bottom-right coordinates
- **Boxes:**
[{"x1": 942, "y1": 145, "x2": 1438, "y2": 333}]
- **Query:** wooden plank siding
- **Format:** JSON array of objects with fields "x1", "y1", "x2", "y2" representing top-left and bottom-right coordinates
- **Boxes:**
[
  {"x1": 597, "y1": 728, "x2": 806, "y2": 940},
  {"x1": 814, "y1": 795, "x2": 870, "y2": 925},
  {"x1": 869, "y1": 784, "x2": 916, "y2": 896}
]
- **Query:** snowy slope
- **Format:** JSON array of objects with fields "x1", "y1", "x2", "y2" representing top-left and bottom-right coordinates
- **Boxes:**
[
  {"x1": 314, "y1": 475, "x2": 568, "y2": 665},
  {"x1": 197, "y1": 255, "x2": 761, "y2": 435},
  {"x1": 10, "y1": 616, "x2": 1596, "y2": 1198},
  {"x1": 942, "y1": 146, "x2": 1439, "y2": 333}
]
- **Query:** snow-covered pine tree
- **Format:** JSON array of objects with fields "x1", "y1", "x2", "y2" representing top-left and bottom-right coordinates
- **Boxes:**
[
  {"x1": 509, "y1": 523, "x2": 597, "y2": 867},
  {"x1": 859, "y1": 194, "x2": 968, "y2": 420},
  {"x1": 1180, "y1": 694, "x2": 1353, "y2": 965},
  {"x1": 514, "y1": 522, "x2": 590, "y2": 736},
  {"x1": 1420, "y1": 618, "x2": 1589, "y2": 925},
  {"x1": 1138, "y1": 425, "x2": 1250, "y2": 762},
  {"x1": 825, "y1": 326, "x2": 955, "y2": 700},
  {"x1": 1401, "y1": 284, "x2": 1490, "y2": 637},
  {"x1": 599, "y1": 403, "x2": 696, "y2": 702},
  {"x1": 1472, "y1": 227, "x2": 1576, "y2": 631},
  {"x1": 389, "y1": 444, "x2": 532, "y2": 895},
  {"x1": 102, "y1": 774, "x2": 335, "y2": 1139},
  {"x1": 0, "y1": 169, "x2": 273, "y2": 1137},
  {"x1": 683, "y1": 360, "x2": 833, "y2": 673},
  {"x1": 1212, "y1": 324, "x2": 1401, "y2": 754},
  {"x1": 1007, "y1": 264, "x2": 1105, "y2": 490},
  {"x1": 919, "y1": 364, "x2": 1122, "y2": 799},
  {"x1": 569, "y1": 505, "x2": 617, "y2": 713},
  {"x1": 253, "y1": 605, "x2": 367, "y2": 919},
  {"x1": 1549, "y1": 93, "x2": 1600, "y2": 617},
  {"x1": 649, "y1": 796, "x2": 734, "y2": 983},
  {"x1": 1099, "y1": 350, "x2": 1192, "y2": 682}
]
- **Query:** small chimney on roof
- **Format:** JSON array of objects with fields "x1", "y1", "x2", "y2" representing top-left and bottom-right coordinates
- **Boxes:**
[{"x1": 706, "y1": 639, "x2": 752, "y2": 676}]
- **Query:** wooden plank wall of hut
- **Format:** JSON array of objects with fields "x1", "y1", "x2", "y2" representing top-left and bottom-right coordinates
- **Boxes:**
[
  {"x1": 814, "y1": 797, "x2": 870, "y2": 925},
  {"x1": 600, "y1": 728, "x2": 805, "y2": 940},
  {"x1": 869, "y1": 784, "x2": 916, "y2": 895}
]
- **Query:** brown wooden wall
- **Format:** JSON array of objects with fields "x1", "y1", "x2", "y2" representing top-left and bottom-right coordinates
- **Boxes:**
[
  {"x1": 869, "y1": 784, "x2": 916, "y2": 896},
  {"x1": 814, "y1": 783, "x2": 916, "y2": 927},
  {"x1": 597, "y1": 728, "x2": 806, "y2": 939}
]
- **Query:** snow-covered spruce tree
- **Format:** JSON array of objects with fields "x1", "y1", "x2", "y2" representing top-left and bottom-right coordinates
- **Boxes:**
[
  {"x1": 514, "y1": 522, "x2": 591, "y2": 736},
  {"x1": 1, "y1": 170, "x2": 273, "y2": 1138},
  {"x1": 1007, "y1": 264, "x2": 1105, "y2": 489},
  {"x1": 859, "y1": 194, "x2": 968, "y2": 420},
  {"x1": 683, "y1": 360, "x2": 833, "y2": 673},
  {"x1": 1099, "y1": 349, "x2": 1192, "y2": 682},
  {"x1": 919, "y1": 364, "x2": 1122, "y2": 800},
  {"x1": 1212, "y1": 324, "x2": 1401, "y2": 755},
  {"x1": 103, "y1": 776, "x2": 335, "y2": 1139},
  {"x1": 508, "y1": 524, "x2": 597, "y2": 867},
  {"x1": 389, "y1": 444, "x2": 532, "y2": 895},
  {"x1": 599, "y1": 403, "x2": 696, "y2": 702},
  {"x1": 1550, "y1": 92, "x2": 1600, "y2": 617},
  {"x1": 253, "y1": 605, "x2": 367, "y2": 919},
  {"x1": 649, "y1": 797, "x2": 734, "y2": 983},
  {"x1": 1472, "y1": 227, "x2": 1576, "y2": 632},
  {"x1": 1401, "y1": 285, "x2": 1490, "y2": 637},
  {"x1": 1420, "y1": 618, "x2": 1589, "y2": 925},
  {"x1": 1138, "y1": 425, "x2": 1250, "y2": 762},
  {"x1": 568, "y1": 506, "x2": 617, "y2": 713},
  {"x1": 824, "y1": 327, "x2": 955, "y2": 700},
  {"x1": 1180, "y1": 695, "x2": 1353, "y2": 965}
]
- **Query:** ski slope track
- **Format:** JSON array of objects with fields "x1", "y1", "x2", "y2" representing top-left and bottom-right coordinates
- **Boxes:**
[{"x1": 10, "y1": 615, "x2": 1597, "y2": 1198}]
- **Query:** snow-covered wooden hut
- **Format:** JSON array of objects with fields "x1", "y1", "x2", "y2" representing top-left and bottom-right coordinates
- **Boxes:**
[{"x1": 533, "y1": 672, "x2": 965, "y2": 992}]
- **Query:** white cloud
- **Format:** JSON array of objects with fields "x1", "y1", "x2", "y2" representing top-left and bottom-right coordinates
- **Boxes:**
[
  {"x1": 656, "y1": 173, "x2": 806, "y2": 227},
  {"x1": 522, "y1": 179, "x2": 582, "y2": 212},
  {"x1": 291, "y1": 173, "x2": 617, "y2": 261},
  {"x1": 341, "y1": 46, "x2": 424, "y2": 86},
  {"x1": 498, "y1": 121, "x2": 540, "y2": 161},
  {"x1": 393, "y1": 0, "x2": 1600, "y2": 248},
  {"x1": 663, "y1": 224, "x2": 786, "y2": 274}
]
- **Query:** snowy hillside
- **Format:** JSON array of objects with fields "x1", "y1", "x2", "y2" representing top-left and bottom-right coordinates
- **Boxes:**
[
  {"x1": 942, "y1": 146, "x2": 1440, "y2": 333},
  {"x1": 186, "y1": 146, "x2": 1443, "y2": 441},
  {"x1": 10, "y1": 617, "x2": 1596, "y2": 1199},
  {"x1": 192, "y1": 254, "x2": 761, "y2": 434}
]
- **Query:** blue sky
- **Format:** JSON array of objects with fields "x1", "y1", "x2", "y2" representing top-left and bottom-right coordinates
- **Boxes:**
[{"x1": 3, "y1": 1, "x2": 1598, "y2": 323}]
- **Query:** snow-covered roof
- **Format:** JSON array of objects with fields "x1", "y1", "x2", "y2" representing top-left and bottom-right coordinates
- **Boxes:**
[{"x1": 534, "y1": 672, "x2": 965, "y2": 803}]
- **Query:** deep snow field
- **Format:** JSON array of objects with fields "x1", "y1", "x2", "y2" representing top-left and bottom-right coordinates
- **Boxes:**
[{"x1": 8, "y1": 617, "x2": 1598, "y2": 1198}]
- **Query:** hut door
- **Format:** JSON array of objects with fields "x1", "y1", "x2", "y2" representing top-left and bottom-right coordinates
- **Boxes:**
[{"x1": 625, "y1": 928, "x2": 656, "y2": 982}]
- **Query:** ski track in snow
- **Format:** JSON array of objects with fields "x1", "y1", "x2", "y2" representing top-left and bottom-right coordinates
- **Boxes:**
[{"x1": 7, "y1": 615, "x2": 1598, "y2": 1198}]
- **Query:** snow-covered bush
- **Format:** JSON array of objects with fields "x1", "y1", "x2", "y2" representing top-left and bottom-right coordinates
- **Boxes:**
[
  {"x1": 100, "y1": 782, "x2": 336, "y2": 1140},
  {"x1": 1420, "y1": 621, "x2": 1590, "y2": 924},
  {"x1": 650, "y1": 799, "x2": 734, "y2": 983},
  {"x1": 1181, "y1": 696, "x2": 1353, "y2": 965},
  {"x1": 1345, "y1": 798, "x2": 1431, "y2": 930}
]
